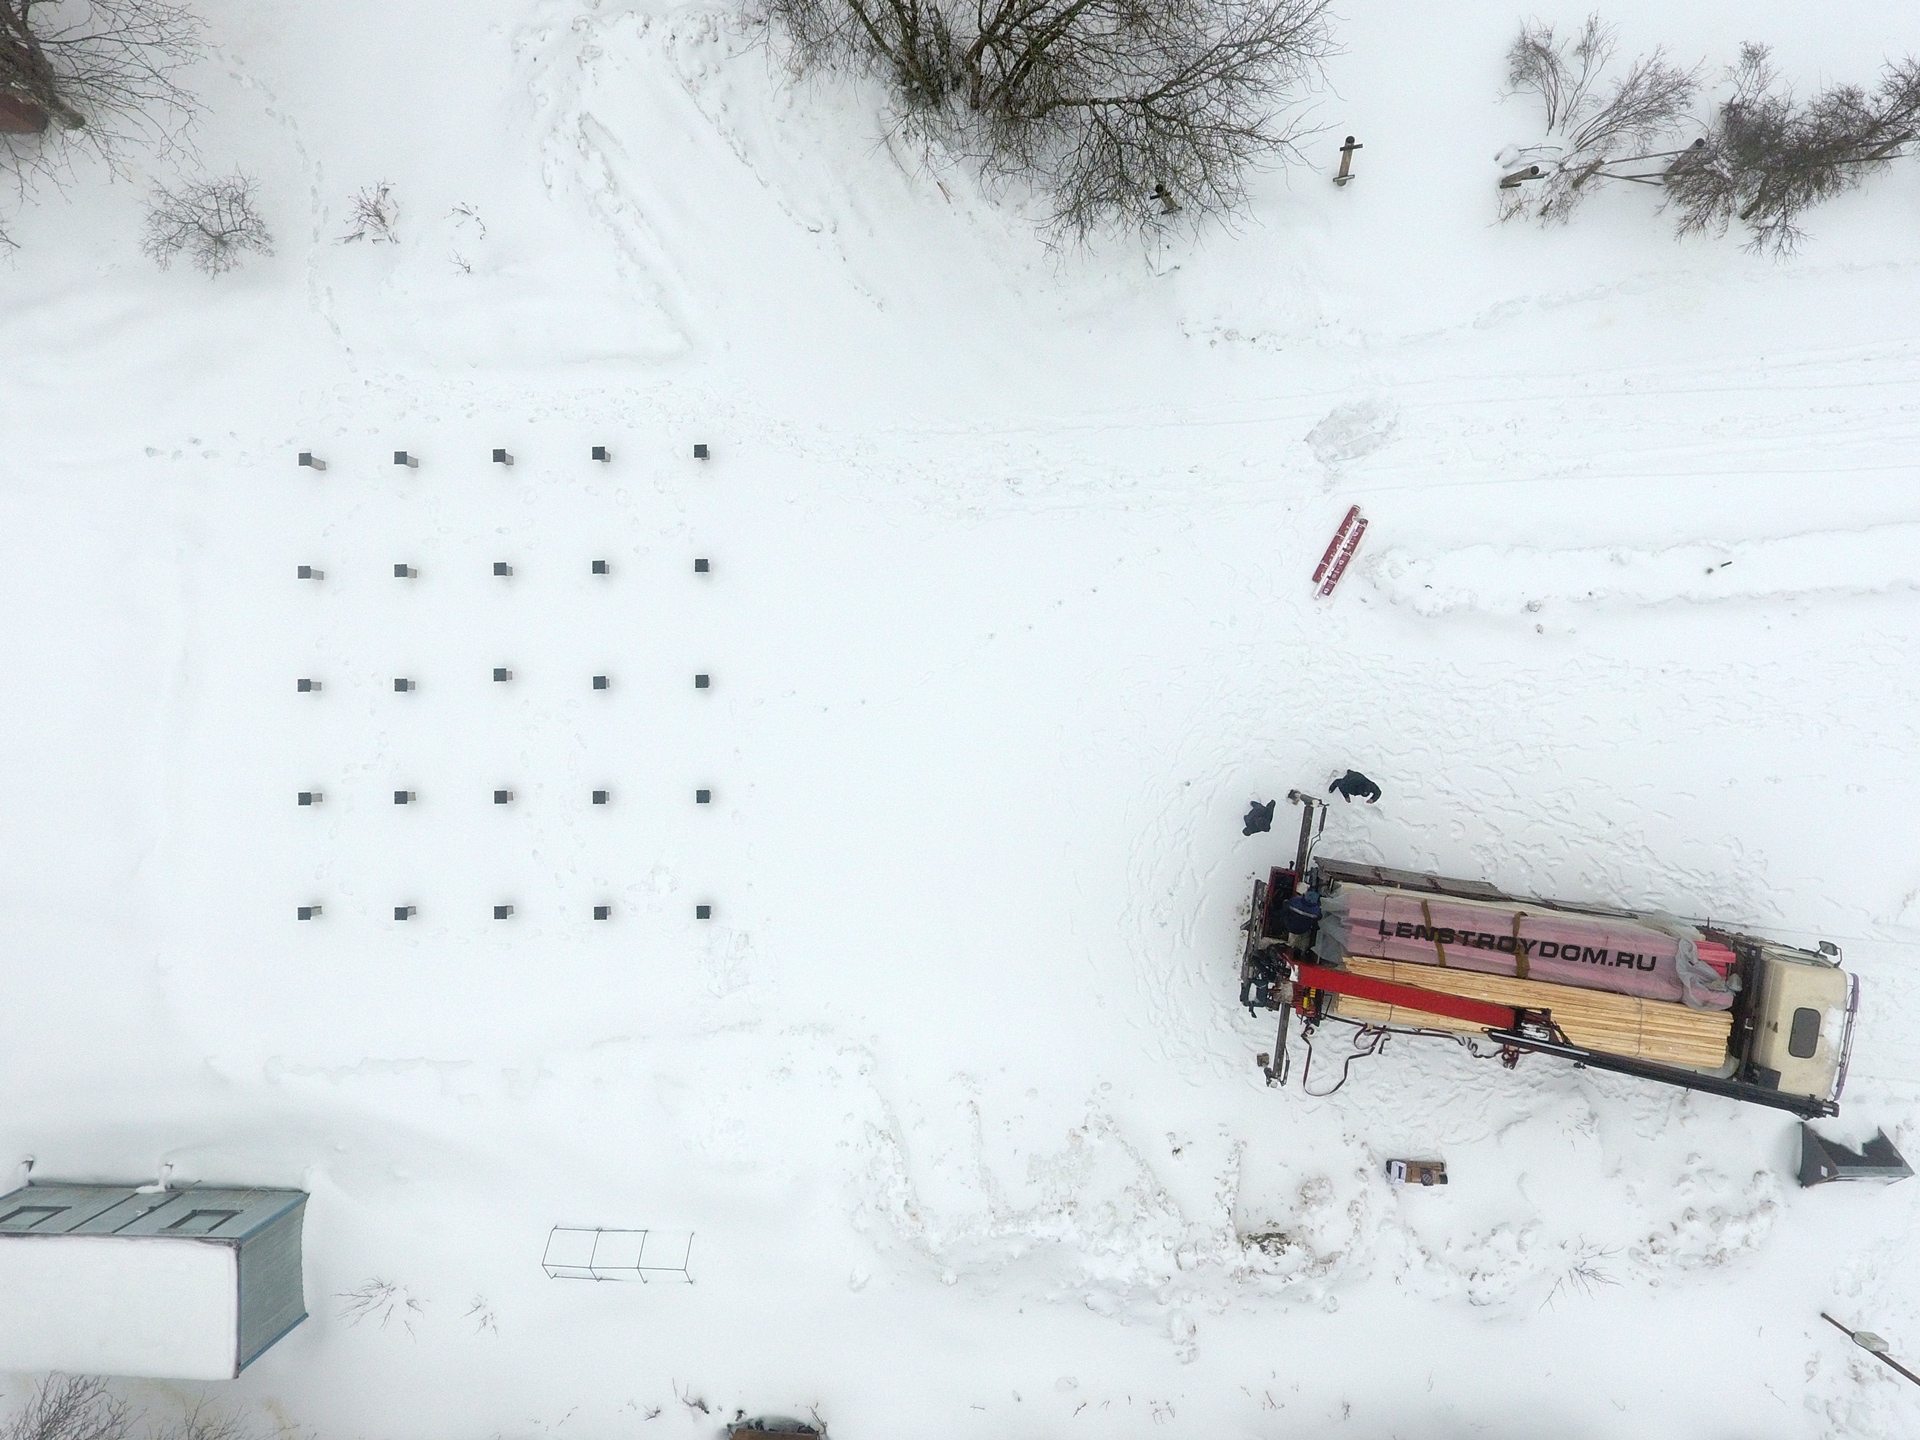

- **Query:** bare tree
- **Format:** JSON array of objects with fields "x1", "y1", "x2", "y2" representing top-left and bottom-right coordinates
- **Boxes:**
[
  {"x1": 0, "y1": 1376, "x2": 133, "y2": 1440},
  {"x1": 1665, "y1": 44, "x2": 1920, "y2": 255},
  {"x1": 141, "y1": 171, "x2": 272, "y2": 274},
  {"x1": 0, "y1": 0, "x2": 201, "y2": 149},
  {"x1": 767, "y1": 0, "x2": 1336, "y2": 236},
  {"x1": 1, "y1": 0, "x2": 202, "y2": 244},
  {"x1": 1499, "y1": 14, "x2": 1697, "y2": 223}
]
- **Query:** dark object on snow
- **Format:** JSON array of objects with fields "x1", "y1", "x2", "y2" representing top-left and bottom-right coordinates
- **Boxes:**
[
  {"x1": 728, "y1": 1420, "x2": 820, "y2": 1439},
  {"x1": 1280, "y1": 890, "x2": 1320, "y2": 936},
  {"x1": 1333, "y1": 134, "x2": 1362, "y2": 186},
  {"x1": 693, "y1": 443, "x2": 709, "y2": 460},
  {"x1": 1821, "y1": 1312, "x2": 1920, "y2": 1390},
  {"x1": 1330, "y1": 769, "x2": 1381, "y2": 803},
  {"x1": 1799, "y1": 1125, "x2": 1912, "y2": 1187},
  {"x1": 592, "y1": 445, "x2": 610, "y2": 462},
  {"x1": 1242, "y1": 799, "x2": 1276, "y2": 835},
  {"x1": 298, "y1": 452, "x2": 326, "y2": 471},
  {"x1": 1386, "y1": 1158, "x2": 1447, "y2": 1186}
]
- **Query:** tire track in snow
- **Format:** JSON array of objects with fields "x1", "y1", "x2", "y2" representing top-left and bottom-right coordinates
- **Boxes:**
[
  {"x1": 1368, "y1": 522, "x2": 1920, "y2": 617},
  {"x1": 512, "y1": 4, "x2": 699, "y2": 357}
]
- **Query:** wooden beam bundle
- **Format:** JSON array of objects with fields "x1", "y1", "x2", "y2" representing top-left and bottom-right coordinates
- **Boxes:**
[{"x1": 1329, "y1": 959, "x2": 1732, "y2": 1069}]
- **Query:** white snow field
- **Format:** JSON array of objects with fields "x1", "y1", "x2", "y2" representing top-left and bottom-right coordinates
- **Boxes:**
[{"x1": 3, "y1": 0, "x2": 1920, "y2": 1436}]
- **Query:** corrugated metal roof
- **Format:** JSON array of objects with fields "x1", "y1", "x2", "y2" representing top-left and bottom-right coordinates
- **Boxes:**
[{"x1": 0, "y1": 1185, "x2": 305, "y2": 1242}]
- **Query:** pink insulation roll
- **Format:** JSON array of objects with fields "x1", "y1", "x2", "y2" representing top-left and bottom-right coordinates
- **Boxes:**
[{"x1": 1322, "y1": 884, "x2": 1732, "y2": 1010}]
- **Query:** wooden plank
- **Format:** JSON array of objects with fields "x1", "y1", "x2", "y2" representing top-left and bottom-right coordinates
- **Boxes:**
[{"x1": 1329, "y1": 959, "x2": 1731, "y2": 1069}]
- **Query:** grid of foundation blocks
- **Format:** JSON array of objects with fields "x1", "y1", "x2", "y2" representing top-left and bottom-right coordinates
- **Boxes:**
[{"x1": 291, "y1": 443, "x2": 719, "y2": 924}]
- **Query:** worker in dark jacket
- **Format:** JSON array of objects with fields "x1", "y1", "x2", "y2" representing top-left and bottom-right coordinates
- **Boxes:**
[
  {"x1": 1329, "y1": 770, "x2": 1381, "y2": 803},
  {"x1": 1242, "y1": 799, "x2": 1276, "y2": 835}
]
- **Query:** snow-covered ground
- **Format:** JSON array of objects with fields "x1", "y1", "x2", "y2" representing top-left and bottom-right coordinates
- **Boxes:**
[{"x1": 3, "y1": 0, "x2": 1919, "y2": 1436}]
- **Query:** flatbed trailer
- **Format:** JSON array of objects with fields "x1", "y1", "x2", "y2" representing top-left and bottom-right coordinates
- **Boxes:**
[{"x1": 1238, "y1": 797, "x2": 1857, "y2": 1119}]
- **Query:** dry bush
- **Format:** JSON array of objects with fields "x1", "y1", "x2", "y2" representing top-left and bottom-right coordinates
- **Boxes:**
[
  {"x1": 1499, "y1": 14, "x2": 1697, "y2": 223},
  {"x1": 337, "y1": 180, "x2": 398, "y2": 244},
  {"x1": 149, "y1": 1404, "x2": 245, "y2": 1440},
  {"x1": 767, "y1": 0, "x2": 1336, "y2": 237},
  {"x1": 336, "y1": 1276, "x2": 427, "y2": 1334},
  {"x1": 0, "y1": 1376, "x2": 132, "y2": 1440},
  {"x1": 141, "y1": 171, "x2": 272, "y2": 274},
  {"x1": 1665, "y1": 44, "x2": 1920, "y2": 254}
]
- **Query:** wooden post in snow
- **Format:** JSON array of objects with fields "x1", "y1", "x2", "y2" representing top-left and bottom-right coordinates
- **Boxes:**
[{"x1": 1334, "y1": 136, "x2": 1363, "y2": 187}]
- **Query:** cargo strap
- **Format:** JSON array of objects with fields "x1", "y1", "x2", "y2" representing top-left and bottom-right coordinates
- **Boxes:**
[
  {"x1": 1512, "y1": 911, "x2": 1530, "y2": 980},
  {"x1": 1421, "y1": 899, "x2": 1446, "y2": 967}
]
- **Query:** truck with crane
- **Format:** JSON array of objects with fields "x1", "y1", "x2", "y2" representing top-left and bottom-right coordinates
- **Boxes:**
[{"x1": 1239, "y1": 794, "x2": 1859, "y2": 1118}]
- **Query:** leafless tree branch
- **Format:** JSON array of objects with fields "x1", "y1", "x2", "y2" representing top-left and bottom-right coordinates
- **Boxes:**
[
  {"x1": 0, "y1": 0, "x2": 203, "y2": 244},
  {"x1": 1665, "y1": 44, "x2": 1920, "y2": 254},
  {"x1": 0, "y1": 1376, "x2": 133, "y2": 1440},
  {"x1": 1499, "y1": 14, "x2": 1698, "y2": 224},
  {"x1": 141, "y1": 170, "x2": 272, "y2": 274},
  {"x1": 767, "y1": 0, "x2": 1336, "y2": 237}
]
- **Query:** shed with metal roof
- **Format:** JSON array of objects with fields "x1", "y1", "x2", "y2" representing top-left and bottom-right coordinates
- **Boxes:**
[{"x1": 0, "y1": 1183, "x2": 307, "y2": 1379}]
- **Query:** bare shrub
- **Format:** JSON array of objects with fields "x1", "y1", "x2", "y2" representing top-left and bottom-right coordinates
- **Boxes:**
[
  {"x1": 0, "y1": 1376, "x2": 132, "y2": 1440},
  {"x1": 1665, "y1": 44, "x2": 1920, "y2": 254},
  {"x1": 141, "y1": 170, "x2": 272, "y2": 274},
  {"x1": 1541, "y1": 1240, "x2": 1620, "y2": 1310},
  {"x1": 766, "y1": 0, "x2": 1337, "y2": 237},
  {"x1": 337, "y1": 180, "x2": 398, "y2": 244},
  {"x1": 336, "y1": 1277, "x2": 426, "y2": 1334},
  {"x1": 1500, "y1": 14, "x2": 1697, "y2": 223},
  {"x1": 150, "y1": 1403, "x2": 245, "y2": 1440}
]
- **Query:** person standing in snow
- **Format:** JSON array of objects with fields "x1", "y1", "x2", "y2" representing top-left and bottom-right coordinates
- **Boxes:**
[{"x1": 1329, "y1": 770, "x2": 1381, "y2": 803}]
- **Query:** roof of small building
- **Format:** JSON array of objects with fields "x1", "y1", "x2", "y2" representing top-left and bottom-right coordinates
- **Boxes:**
[{"x1": 0, "y1": 1184, "x2": 306, "y2": 1242}]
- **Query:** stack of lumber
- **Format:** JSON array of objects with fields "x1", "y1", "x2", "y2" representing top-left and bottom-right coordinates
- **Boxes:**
[{"x1": 1328, "y1": 958, "x2": 1732, "y2": 1069}]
